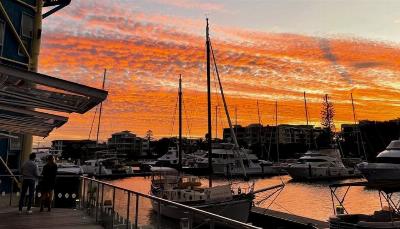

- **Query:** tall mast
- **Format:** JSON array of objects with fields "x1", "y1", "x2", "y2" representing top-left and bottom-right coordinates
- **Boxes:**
[
  {"x1": 304, "y1": 92, "x2": 311, "y2": 148},
  {"x1": 215, "y1": 106, "x2": 218, "y2": 139},
  {"x1": 304, "y1": 92, "x2": 309, "y2": 125},
  {"x1": 206, "y1": 18, "x2": 213, "y2": 187},
  {"x1": 96, "y1": 69, "x2": 107, "y2": 145},
  {"x1": 209, "y1": 23, "x2": 247, "y2": 178},
  {"x1": 351, "y1": 93, "x2": 367, "y2": 160},
  {"x1": 351, "y1": 93, "x2": 360, "y2": 158},
  {"x1": 178, "y1": 74, "x2": 183, "y2": 171},
  {"x1": 235, "y1": 106, "x2": 238, "y2": 136},
  {"x1": 275, "y1": 100, "x2": 279, "y2": 162},
  {"x1": 257, "y1": 100, "x2": 263, "y2": 159}
]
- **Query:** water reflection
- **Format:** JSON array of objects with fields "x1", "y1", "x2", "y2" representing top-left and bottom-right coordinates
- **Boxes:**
[{"x1": 108, "y1": 175, "x2": 399, "y2": 226}]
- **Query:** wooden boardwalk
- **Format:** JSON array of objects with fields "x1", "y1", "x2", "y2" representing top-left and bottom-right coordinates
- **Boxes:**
[{"x1": 0, "y1": 207, "x2": 103, "y2": 229}]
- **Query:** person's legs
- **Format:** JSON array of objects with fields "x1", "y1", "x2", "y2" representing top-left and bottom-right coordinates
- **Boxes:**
[
  {"x1": 18, "y1": 180, "x2": 28, "y2": 211},
  {"x1": 40, "y1": 192, "x2": 48, "y2": 212},
  {"x1": 26, "y1": 180, "x2": 35, "y2": 211},
  {"x1": 47, "y1": 191, "x2": 53, "y2": 211}
]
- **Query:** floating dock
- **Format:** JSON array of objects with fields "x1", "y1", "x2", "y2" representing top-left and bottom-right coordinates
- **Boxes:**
[{"x1": 250, "y1": 207, "x2": 329, "y2": 229}]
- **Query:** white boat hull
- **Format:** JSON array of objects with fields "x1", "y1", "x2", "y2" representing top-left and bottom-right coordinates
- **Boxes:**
[
  {"x1": 212, "y1": 163, "x2": 280, "y2": 176},
  {"x1": 286, "y1": 166, "x2": 359, "y2": 180},
  {"x1": 357, "y1": 162, "x2": 400, "y2": 184},
  {"x1": 151, "y1": 198, "x2": 252, "y2": 223}
]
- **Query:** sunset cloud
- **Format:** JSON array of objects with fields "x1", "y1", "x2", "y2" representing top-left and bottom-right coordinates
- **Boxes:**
[{"x1": 35, "y1": 0, "x2": 400, "y2": 144}]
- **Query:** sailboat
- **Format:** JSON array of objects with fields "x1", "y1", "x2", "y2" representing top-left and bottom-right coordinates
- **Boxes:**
[{"x1": 150, "y1": 19, "x2": 283, "y2": 223}]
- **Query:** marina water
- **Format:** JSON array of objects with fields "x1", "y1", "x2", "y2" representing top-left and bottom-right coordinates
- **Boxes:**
[{"x1": 108, "y1": 175, "x2": 400, "y2": 226}]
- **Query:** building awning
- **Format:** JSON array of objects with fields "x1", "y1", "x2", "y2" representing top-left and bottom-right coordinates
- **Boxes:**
[{"x1": 0, "y1": 64, "x2": 108, "y2": 137}]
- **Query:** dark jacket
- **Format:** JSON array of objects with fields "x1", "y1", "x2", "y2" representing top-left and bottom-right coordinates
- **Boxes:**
[{"x1": 40, "y1": 163, "x2": 57, "y2": 192}]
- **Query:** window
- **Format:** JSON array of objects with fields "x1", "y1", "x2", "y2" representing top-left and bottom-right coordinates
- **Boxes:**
[
  {"x1": 21, "y1": 13, "x2": 33, "y2": 38},
  {"x1": 0, "y1": 20, "x2": 5, "y2": 52},
  {"x1": 18, "y1": 39, "x2": 29, "y2": 56}
]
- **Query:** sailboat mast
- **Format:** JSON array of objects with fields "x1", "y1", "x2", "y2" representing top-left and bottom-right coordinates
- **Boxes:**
[
  {"x1": 350, "y1": 93, "x2": 361, "y2": 157},
  {"x1": 351, "y1": 93, "x2": 367, "y2": 160},
  {"x1": 178, "y1": 74, "x2": 183, "y2": 171},
  {"x1": 235, "y1": 107, "x2": 237, "y2": 136},
  {"x1": 304, "y1": 92, "x2": 311, "y2": 148},
  {"x1": 257, "y1": 100, "x2": 263, "y2": 159},
  {"x1": 206, "y1": 18, "x2": 213, "y2": 187},
  {"x1": 215, "y1": 106, "x2": 218, "y2": 139},
  {"x1": 96, "y1": 68, "x2": 107, "y2": 145},
  {"x1": 275, "y1": 100, "x2": 279, "y2": 162},
  {"x1": 304, "y1": 92, "x2": 309, "y2": 125}
]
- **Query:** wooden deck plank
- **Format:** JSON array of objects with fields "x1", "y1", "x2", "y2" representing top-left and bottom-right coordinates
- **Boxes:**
[{"x1": 0, "y1": 208, "x2": 103, "y2": 229}]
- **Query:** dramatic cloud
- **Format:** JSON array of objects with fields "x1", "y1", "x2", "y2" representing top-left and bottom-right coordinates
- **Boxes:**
[{"x1": 35, "y1": 0, "x2": 400, "y2": 144}]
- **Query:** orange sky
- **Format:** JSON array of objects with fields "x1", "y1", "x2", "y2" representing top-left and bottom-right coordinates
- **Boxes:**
[{"x1": 34, "y1": 1, "x2": 400, "y2": 145}]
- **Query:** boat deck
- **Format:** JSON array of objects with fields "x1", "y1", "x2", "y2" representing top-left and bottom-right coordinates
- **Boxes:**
[{"x1": 0, "y1": 207, "x2": 102, "y2": 229}]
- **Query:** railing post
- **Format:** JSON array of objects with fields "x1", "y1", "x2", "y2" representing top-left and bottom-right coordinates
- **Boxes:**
[
  {"x1": 157, "y1": 200, "x2": 161, "y2": 229},
  {"x1": 112, "y1": 187, "x2": 115, "y2": 228},
  {"x1": 89, "y1": 179, "x2": 93, "y2": 212},
  {"x1": 96, "y1": 182, "x2": 99, "y2": 222},
  {"x1": 101, "y1": 183, "x2": 104, "y2": 219},
  {"x1": 135, "y1": 194, "x2": 139, "y2": 229},
  {"x1": 209, "y1": 221, "x2": 215, "y2": 229},
  {"x1": 126, "y1": 192, "x2": 130, "y2": 229},
  {"x1": 82, "y1": 178, "x2": 86, "y2": 208},
  {"x1": 9, "y1": 177, "x2": 13, "y2": 206}
]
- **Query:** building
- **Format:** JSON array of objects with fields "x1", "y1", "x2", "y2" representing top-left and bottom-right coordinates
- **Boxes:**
[
  {"x1": 51, "y1": 140, "x2": 104, "y2": 161},
  {"x1": 108, "y1": 131, "x2": 147, "y2": 159},
  {"x1": 223, "y1": 124, "x2": 321, "y2": 146},
  {"x1": 341, "y1": 118, "x2": 400, "y2": 159},
  {"x1": 0, "y1": 1, "x2": 106, "y2": 174}
]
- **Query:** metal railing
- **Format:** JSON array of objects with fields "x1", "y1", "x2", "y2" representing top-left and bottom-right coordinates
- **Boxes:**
[
  {"x1": 0, "y1": 174, "x2": 21, "y2": 207},
  {"x1": 81, "y1": 176, "x2": 261, "y2": 229},
  {"x1": 0, "y1": 174, "x2": 81, "y2": 208}
]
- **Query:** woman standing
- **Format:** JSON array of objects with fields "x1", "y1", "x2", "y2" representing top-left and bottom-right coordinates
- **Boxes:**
[{"x1": 40, "y1": 155, "x2": 57, "y2": 212}]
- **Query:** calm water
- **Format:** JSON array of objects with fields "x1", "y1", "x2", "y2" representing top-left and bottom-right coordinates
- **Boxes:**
[{"x1": 108, "y1": 175, "x2": 399, "y2": 226}]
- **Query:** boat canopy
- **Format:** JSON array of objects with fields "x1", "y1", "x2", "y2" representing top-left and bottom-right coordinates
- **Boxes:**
[
  {"x1": 376, "y1": 141, "x2": 400, "y2": 158},
  {"x1": 387, "y1": 140, "x2": 400, "y2": 150}
]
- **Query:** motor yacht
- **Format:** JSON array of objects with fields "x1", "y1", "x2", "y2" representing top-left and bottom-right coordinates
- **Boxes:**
[
  {"x1": 286, "y1": 148, "x2": 359, "y2": 180},
  {"x1": 194, "y1": 143, "x2": 279, "y2": 176},
  {"x1": 357, "y1": 139, "x2": 400, "y2": 186},
  {"x1": 81, "y1": 157, "x2": 133, "y2": 175}
]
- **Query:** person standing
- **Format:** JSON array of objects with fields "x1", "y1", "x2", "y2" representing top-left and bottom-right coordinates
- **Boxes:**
[
  {"x1": 18, "y1": 153, "x2": 39, "y2": 214},
  {"x1": 40, "y1": 155, "x2": 57, "y2": 212}
]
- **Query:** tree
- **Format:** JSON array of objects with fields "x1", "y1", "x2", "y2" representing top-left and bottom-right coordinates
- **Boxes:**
[
  {"x1": 145, "y1": 130, "x2": 154, "y2": 157},
  {"x1": 319, "y1": 94, "x2": 335, "y2": 147},
  {"x1": 321, "y1": 94, "x2": 335, "y2": 132}
]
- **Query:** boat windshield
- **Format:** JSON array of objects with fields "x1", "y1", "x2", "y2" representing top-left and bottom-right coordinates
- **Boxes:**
[{"x1": 387, "y1": 141, "x2": 400, "y2": 150}]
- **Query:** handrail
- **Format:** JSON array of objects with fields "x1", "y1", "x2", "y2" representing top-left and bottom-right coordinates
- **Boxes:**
[{"x1": 82, "y1": 176, "x2": 261, "y2": 229}]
